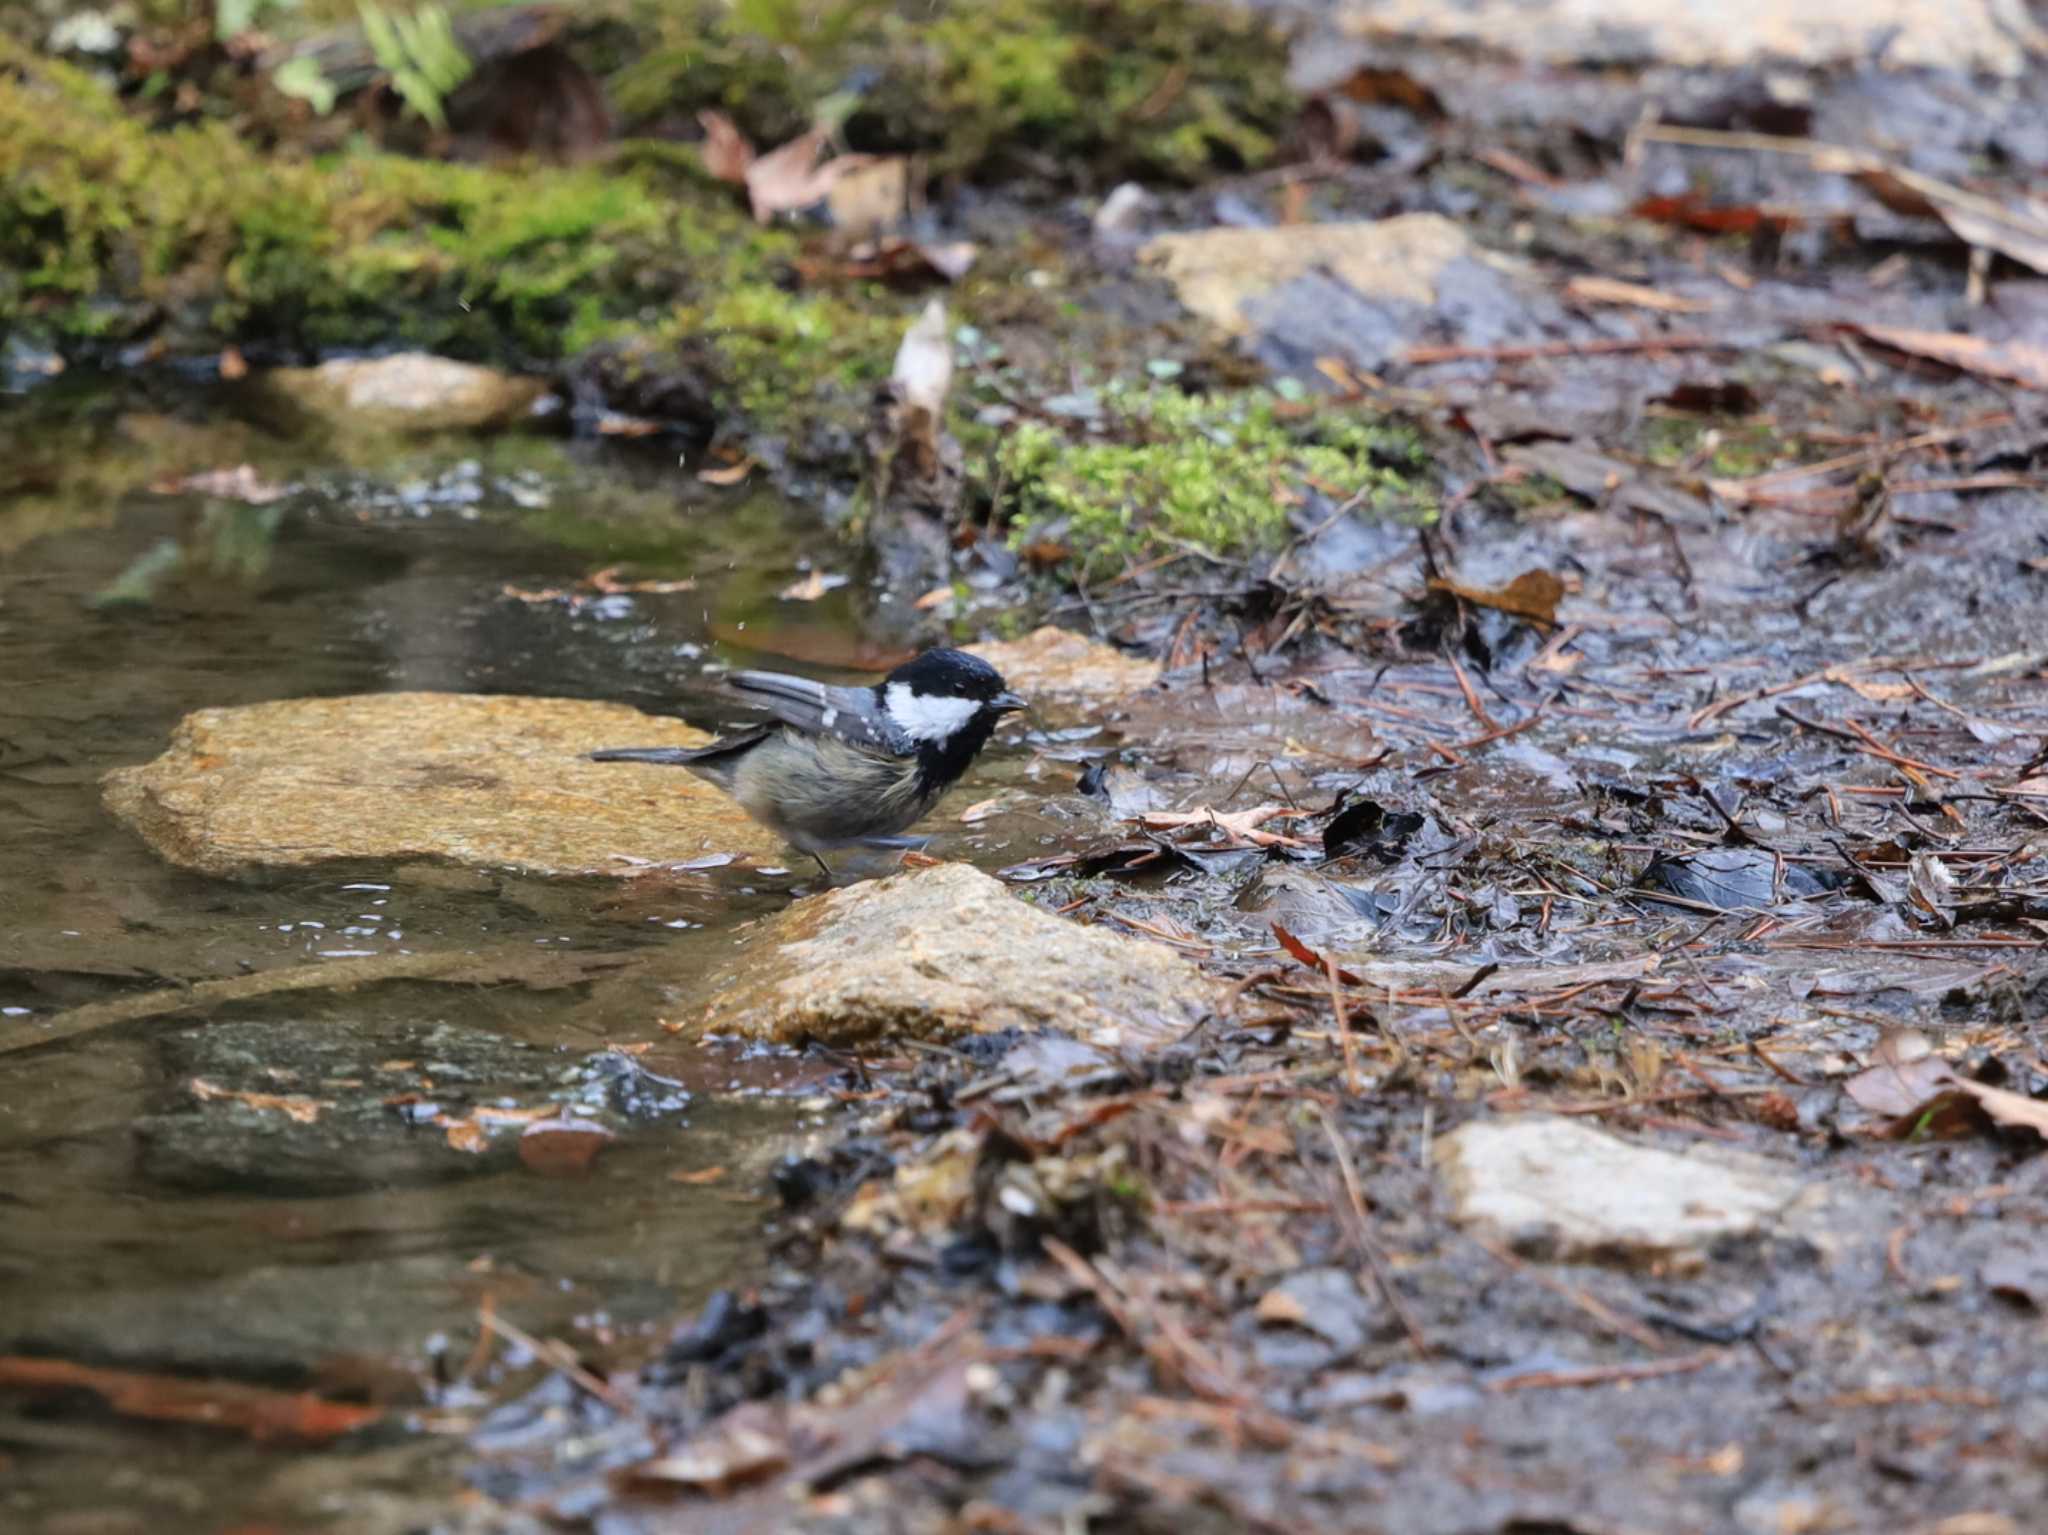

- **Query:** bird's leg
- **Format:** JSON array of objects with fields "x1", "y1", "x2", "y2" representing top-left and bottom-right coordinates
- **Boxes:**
[{"x1": 811, "y1": 851, "x2": 834, "y2": 881}]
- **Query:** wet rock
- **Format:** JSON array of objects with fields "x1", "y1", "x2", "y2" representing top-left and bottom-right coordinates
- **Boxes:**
[
  {"x1": 1137, "y1": 213, "x2": 1548, "y2": 375},
  {"x1": 103, "y1": 692, "x2": 786, "y2": 878},
  {"x1": 967, "y1": 627, "x2": 1158, "y2": 706},
  {"x1": 133, "y1": 1018, "x2": 685, "y2": 1195},
  {"x1": 691, "y1": 863, "x2": 1224, "y2": 1048},
  {"x1": 1239, "y1": 865, "x2": 1388, "y2": 944},
  {"x1": 263, "y1": 353, "x2": 547, "y2": 433},
  {"x1": 1435, "y1": 1116, "x2": 1806, "y2": 1268},
  {"x1": 1141, "y1": 215, "x2": 1474, "y2": 337},
  {"x1": 1317, "y1": 0, "x2": 2031, "y2": 75}
]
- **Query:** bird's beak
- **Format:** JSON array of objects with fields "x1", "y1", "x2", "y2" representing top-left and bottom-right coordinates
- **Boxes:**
[{"x1": 994, "y1": 691, "x2": 1028, "y2": 714}]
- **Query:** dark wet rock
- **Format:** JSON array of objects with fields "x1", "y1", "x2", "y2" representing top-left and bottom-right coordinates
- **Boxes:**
[
  {"x1": 1641, "y1": 847, "x2": 1830, "y2": 910},
  {"x1": 262, "y1": 354, "x2": 548, "y2": 433},
  {"x1": 103, "y1": 692, "x2": 786, "y2": 878},
  {"x1": 1240, "y1": 865, "x2": 1388, "y2": 944},
  {"x1": 133, "y1": 1019, "x2": 684, "y2": 1195},
  {"x1": 690, "y1": 864, "x2": 1224, "y2": 1048},
  {"x1": 1436, "y1": 1116, "x2": 1809, "y2": 1269}
]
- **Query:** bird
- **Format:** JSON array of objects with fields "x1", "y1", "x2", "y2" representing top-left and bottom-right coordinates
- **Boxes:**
[{"x1": 589, "y1": 648, "x2": 1026, "y2": 877}]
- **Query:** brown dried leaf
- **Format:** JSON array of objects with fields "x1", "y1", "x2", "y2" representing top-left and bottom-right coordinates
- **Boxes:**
[
  {"x1": 150, "y1": 464, "x2": 289, "y2": 504},
  {"x1": 1564, "y1": 276, "x2": 1716, "y2": 314},
  {"x1": 0, "y1": 1356, "x2": 382, "y2": 1443},
  {"x1": 746, "y1": 128, "x2": 865, "y2": 222},
  {"x1": 1428, "y1": 568, "x2": 1565, "y2": 625},
  {"x1": 696, "y1": 457, "x2": 756, "y2": 486},
  {"x1": 188, "y1": 1077, "x2": 326, "y2": 1123},
  {"x1": 1851, "y1": 326, "x2": 2048, "y2": 389},
  {"x1": 1255, "y1": 1288, "x2": 1310, "y2": 1326},
  {"x1": 518, "y1": 1116, "x2": 615, "y2": 1177},
  {"x1": 697, "y1": 109, "x2": 754, "y2": 184},
  {"x1": 777, "y1": 570, "x2": 848, "y2": 602},
  {"x1": 1134, "y1": 804, "x2": 1315, "y2": 848},
  {"x1": 826, "y1": 155, "x2": 910, "y2": 241}
]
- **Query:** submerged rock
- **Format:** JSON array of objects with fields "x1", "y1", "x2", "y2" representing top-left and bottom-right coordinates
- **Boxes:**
[
  {"x1": 691, "y1": 863, "x2": 1223, "y2": 1048},
  {"x1": 1435, "y1": 1116, "x2": 1806, "y2": 1268},
  {"x1": 967, "y1": 627, "x2": 1158, "y2": 706},
  {"x1": 103, "y1": 692, "x2": 786, "y2": 877},
  {"x1": 134, "y1": 1018, "x2": 689, "y2": 1195},
  {"x1": 263, "y1": 353, "x2": 548, "y2": 433}
]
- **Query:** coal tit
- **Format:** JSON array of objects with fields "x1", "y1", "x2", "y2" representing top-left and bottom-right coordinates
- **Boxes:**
[{"x1": 590, "y1": 648, "x2": 1026, "y2": 875}]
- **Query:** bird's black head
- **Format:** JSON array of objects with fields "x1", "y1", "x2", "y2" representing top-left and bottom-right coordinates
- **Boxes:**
[
  {"x1": 878, "y1": 648, "x2": 1026, "y2": 793},
  {"x1": 883, "y1": 648, "x2": 1016, "y2": 706}
]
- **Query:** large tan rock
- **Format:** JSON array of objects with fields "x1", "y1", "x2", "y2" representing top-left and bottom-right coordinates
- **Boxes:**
[
  {"x1": 1139, "y1": 215, "x2": 1475, "y2": 337},
  {"x1": 690, "y1": 863, "x2": 1224, "y2": 1048},
  {"x1": 1436, "y1": 1116, "x2": 1807, "y2": 1269},
  {"x1": 967, "y1": 626, "x2": 1157, "y2": 706},
  {"x1": 103, "y1": 692, "x2": 785, "y2": 878}
]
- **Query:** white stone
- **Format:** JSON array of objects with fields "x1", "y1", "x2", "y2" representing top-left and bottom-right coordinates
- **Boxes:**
[{"x1": 1435, "y1": 1116, "x2": 1805, "y2": 1267}]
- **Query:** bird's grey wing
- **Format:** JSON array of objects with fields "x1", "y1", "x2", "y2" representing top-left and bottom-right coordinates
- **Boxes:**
[{"x1": 726, "y1": 670, "x2": 910, "y2": 753}]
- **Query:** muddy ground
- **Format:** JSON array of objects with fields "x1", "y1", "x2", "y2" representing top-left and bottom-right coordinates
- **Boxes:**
[{"x1": 4, "y1": 1, "x2": 2048, "y2": 1531}]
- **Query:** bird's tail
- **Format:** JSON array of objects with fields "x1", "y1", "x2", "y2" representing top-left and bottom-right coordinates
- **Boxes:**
[{"x1": 587, "y1": 746, "x2": 707, "y2": 766}]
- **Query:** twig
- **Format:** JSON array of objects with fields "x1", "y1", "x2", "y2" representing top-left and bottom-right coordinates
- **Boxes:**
[
  {"x1": 1317, "y1": 1108, "x2": 1429, "y2": 1357},
  {"x1": 1401, "y1": 335, "x2": 1736, "y2": 365},
  {"x1": 1468, "y1": 1234, "x2": 1667, "y2": 1353},
  {"x1": 478, "y1": 1309, "x2": 636, "y2": 1414},
  {"x1": 1327, "y1": 955, "x2": 1362, "y2": 1096},
  {"x1": 1485, "y1": 1349, "x2": 1723, "y2": 1392},
  {"x1": 1777, "y1": 706, "x2": 1963, "y2": 779}
]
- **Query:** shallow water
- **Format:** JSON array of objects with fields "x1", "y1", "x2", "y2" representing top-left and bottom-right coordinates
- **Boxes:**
[{"x1": 0, "y1": 374, "x2": 1049, "y2": 1531}]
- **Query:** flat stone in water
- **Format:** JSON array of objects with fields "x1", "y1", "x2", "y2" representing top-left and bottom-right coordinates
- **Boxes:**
[
  {"x1": 263, "y1": 352, "x2": 547, "y2": 432},
  {"x1": 1435, "y1": 1115, "x2": 1806, "y2": 1269},
  {"x1": 690, "y1": 863, "x2": 1224, "y2": 1049},
  {"x1": 967, "y1": 627, "x2": 1158, "y2": 706},
  {"x1": 102, "y1": 692, "x2": 786, "y2": 877}
]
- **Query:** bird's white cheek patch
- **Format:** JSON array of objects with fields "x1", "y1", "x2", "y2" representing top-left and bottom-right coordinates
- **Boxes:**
[{"x1": 885, "y1": 683, "x2": 980, "y2": 742}]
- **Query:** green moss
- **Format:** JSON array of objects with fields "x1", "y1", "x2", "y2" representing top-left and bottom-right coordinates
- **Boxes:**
[
  {"x1": 0, "y1": 39, "x2": 907, "y2": 447},
  {"x1": 1639, "y1": 413, "x2": 1792, "y2": 478},
  {"x1": 990, "y1": 383, "x2": 1431, "y2": 580},
  {"x1": 611, "y1": 0, "x2": 1293, "y2": 183}
]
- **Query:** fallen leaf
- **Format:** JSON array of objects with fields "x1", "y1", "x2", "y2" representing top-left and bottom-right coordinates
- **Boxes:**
[
  {"x1": 0, "y1": 1356, "x2": 382, "y2": 1443},
  {"x1": 587, "y1": 565, "x2": 698, "y2": 595},
  {"x1": 777, "y1": 570, "x2": 849, "y2": 602},
  {"x1": 518, "y1": 1117, "x2": 615, "y2": 1177},
  {"x1": 826, "y1": 155, "x2": 910, "y2": 241},
  {"x1": 1849, "y1": 326, "x2": 2048, "y2": 389},
  {"x1": 746, "y1": 127, "x2": 866, "y2": 223},
  {"x1": 1270, "y1": 921, "x2": 1364, "y2": 984},
  {"x1": 913, "y1": 584, "x2": 956, "y2": 611},
  {"x1": 1564, "y1": 276, "x2": 1716, "y2": 314},
  {"x1": 595, "y1": 411, "x2": 661, "y2": 437},
  {"x1": 697, "y1": 109, "x2": 753, "y2": 184},
  {"x1": 150, "y1": 464, "x2": 288, "y2": 504},
  {"x1": 891, "y1": 298, "x2": 952, "y2": 421},
  {"x1": 443, "y1": 1118, "x2": 488, "y2": 1154},
  {"x1": 218, "y1": 346, "x2": 248, "y2": 381},
  {"x1": 188, "y1": 1077, "x2": 326, "y2": 1123},
  {"x1": 696, "y1": 457, "x2": 756, "y2": 486},
  {"x1": 1428, "y1": 568, "x2": 1565, "y2": 625},
  {"x1": 1255, "y1": 1288, "x2": 1310, "y2": 1326},
  {"x1": 1132, "y1": 804, "x2": 1315, "y2": 848},
  {"x1": 669, "y1": 1165, "x2": 727, "y2": 1185}
]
